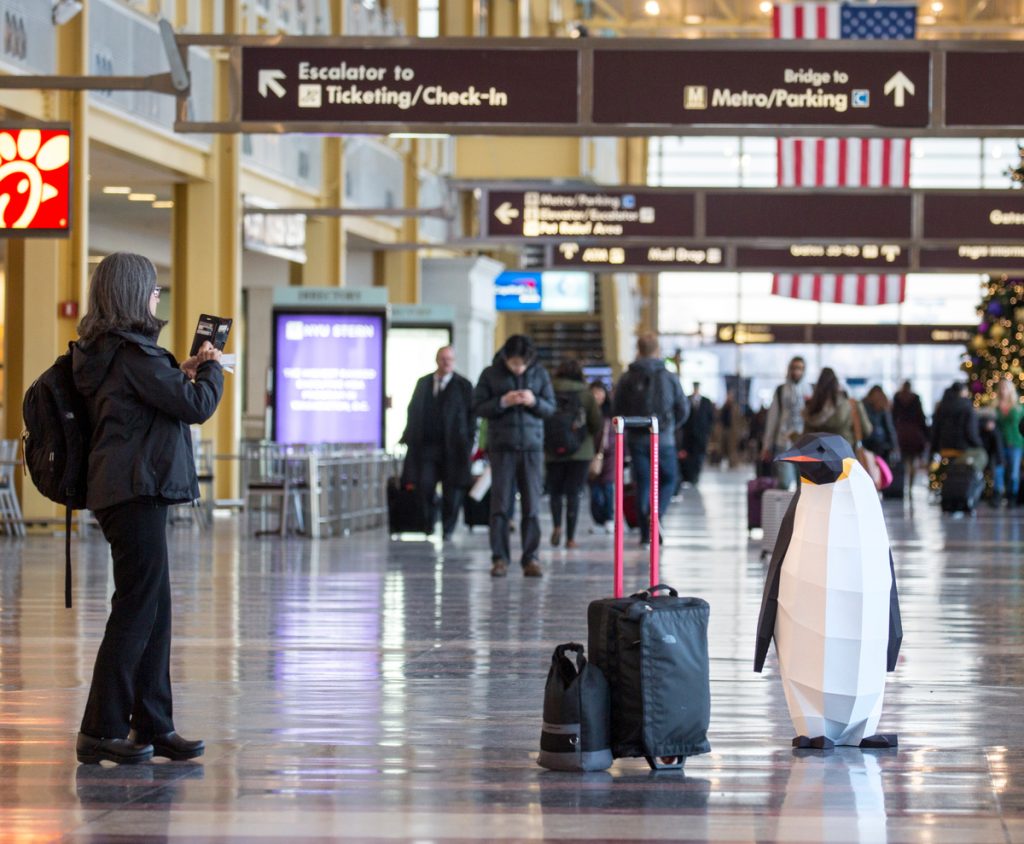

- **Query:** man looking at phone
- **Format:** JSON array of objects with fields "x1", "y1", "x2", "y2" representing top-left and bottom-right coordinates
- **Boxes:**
[{"x1": 472, "y1": 335, "x2": 555, "y2": 578}]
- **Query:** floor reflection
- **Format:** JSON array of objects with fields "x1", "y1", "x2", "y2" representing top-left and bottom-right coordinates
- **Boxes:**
[{"x1": 0, "y1": 469, "x2": 1021, "y2": 841}]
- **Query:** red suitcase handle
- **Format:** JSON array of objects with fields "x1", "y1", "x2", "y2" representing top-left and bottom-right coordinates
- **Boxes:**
[{"x1": 612, "y1": 415, "x2": 659, "y2": 599}]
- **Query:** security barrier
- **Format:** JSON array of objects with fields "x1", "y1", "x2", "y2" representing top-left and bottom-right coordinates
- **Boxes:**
[{"x1": 240, "y1": 441, "x2": 389, "y2": 538}]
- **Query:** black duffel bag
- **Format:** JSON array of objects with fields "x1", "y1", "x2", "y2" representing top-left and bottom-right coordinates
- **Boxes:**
[{"x1": 537, "y1": 643, "x2": 613, "y2": 772}]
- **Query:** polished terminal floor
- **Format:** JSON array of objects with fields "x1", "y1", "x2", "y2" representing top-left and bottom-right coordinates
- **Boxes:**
[{"x1": 1, "y1": 470, "x2": 1022, "y2": 843}]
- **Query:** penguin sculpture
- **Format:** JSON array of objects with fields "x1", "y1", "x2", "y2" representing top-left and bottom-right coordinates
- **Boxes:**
[{"x1": 754, "y1": 433, "x2": 903, "y2": 750}]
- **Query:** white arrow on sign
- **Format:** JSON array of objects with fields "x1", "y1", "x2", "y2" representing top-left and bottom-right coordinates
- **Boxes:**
[
  {"x1": 493, "y1": 202, "x2": 520, "y2": 226},
  {"x1": 258, "y1": 69, "x2": 287, "y2": 99},
  {"x1": 883, "y1": 71, "x2": 915, "y2": 108}
]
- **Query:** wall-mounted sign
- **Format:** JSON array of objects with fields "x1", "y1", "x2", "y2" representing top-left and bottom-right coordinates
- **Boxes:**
[
  {"x1": 243, "y1": 196, "x2": 306, "y2": 263},
  {"x1": 0, "y1": 128, "x2": 70, "y2": 236},
  {"x1": 592, "y1": 49, "x2": 931, "y2": 128},
  {"x1": 241, "y1": 46, "x2": 579, "y2": 126},
  {"x1": 716, "y1": 323, "x2": 974, "y2": 345},
  {"x1": 484, "y1": 189, "x2": 695, "y2": 239}
]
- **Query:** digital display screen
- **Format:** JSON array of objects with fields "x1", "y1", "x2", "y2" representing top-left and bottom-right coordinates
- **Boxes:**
[
  {"x1": 494, "y1": 270, "x2": 592, "y2": 312},
  {"x1": 273, "y1": 311, "x2": 385, "y2": 446},
  {"x1": 0, "y1": 128, "x2": 71, "y2": 235}
]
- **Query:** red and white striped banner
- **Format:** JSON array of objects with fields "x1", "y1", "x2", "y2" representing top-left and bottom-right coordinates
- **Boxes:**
[{"x1": 772, "y1": 1, "x2": 915, "y2": 305}]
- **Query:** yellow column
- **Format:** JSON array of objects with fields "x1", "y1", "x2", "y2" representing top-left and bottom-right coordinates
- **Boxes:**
[
  {"x1": 303, "y1": 0, "x2": 346, "y2": 287},
  {"x1": 440, "y1": 0, "x2": 474, "y2": 36},
  {"x1": 1, "y1": 7, "x2": 88, "y2": 521},
  {"x1": 375, "y1": 140, "x2": 420, "y2": 304}
]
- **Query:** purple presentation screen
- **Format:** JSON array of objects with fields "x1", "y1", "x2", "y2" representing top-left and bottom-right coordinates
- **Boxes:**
[{"x1": 273, "y1": 311, "x2": 385, "y2": 446}]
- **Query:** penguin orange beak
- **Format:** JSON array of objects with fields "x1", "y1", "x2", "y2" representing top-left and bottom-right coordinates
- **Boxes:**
[{"x1": 778, "y1": 455, "x2": 821, "y2": 463}]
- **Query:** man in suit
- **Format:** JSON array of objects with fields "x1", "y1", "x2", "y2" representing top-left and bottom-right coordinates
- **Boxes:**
[
  {"x1": 679, "y1": 382, "x2": 715, "y2": 486},
  {"x1": 401, "y1": 346, "x2": 475, "y2": 540}
]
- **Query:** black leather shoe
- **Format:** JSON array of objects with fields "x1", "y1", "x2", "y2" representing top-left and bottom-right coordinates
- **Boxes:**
[
  {"x1": 133, "y1": 731, "x2": 205, "y2": 761},
  {"x1": 76, "y1": 732, "x2": 154, "y2": 765}
]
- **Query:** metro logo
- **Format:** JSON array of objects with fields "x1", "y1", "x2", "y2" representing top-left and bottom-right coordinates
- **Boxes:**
[{"x1": 0, "y1": 129, "x2": 71, "y2": 234}]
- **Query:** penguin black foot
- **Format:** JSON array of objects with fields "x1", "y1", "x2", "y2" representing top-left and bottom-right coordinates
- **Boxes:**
[
  {"x1": 860, "y1": 734, "x2": 898, "y2": 749},
  {"x1": 792, "y1": 735, "x2": 834, "y2": 750}
]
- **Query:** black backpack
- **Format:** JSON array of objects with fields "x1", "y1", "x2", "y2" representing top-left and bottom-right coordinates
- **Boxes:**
[
  {"x1": 545, "y1": 390, "x2": 586, "y2": 457},
  {"x1": 616, "y1": 368, "x2": 657, "y2": 419},
  {"x1": 22, "y1": 343, "x2": 91, "y2": 608}
]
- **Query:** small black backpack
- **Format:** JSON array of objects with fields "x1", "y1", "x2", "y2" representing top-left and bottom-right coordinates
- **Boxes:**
[
  {"x1": 616, "y1": 368, "x2": 657, "y2": 419},
  {"x1": 545, "y1": 390, "x2": 586, "y2": 457},
  {"x1": 22, "y1": 342, "x2": 91, "y2": 608}
]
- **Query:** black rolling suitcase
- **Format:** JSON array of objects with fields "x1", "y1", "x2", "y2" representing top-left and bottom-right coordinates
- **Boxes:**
[
  {"x1": 941, "y1": 462, "x2": 984, "y2": 513},
  {"x1": 463, "y1": 491, "x2": 491, "y2": 530},
  {"x1": 387, "y1": 475, "x2": 431, "y2": 535},
  {"x1": 587, "y1": 416, "x2": 712, "y2": 770},
  {"x1": 881, "y1": 459, "x2": 905, "y2": 500}
]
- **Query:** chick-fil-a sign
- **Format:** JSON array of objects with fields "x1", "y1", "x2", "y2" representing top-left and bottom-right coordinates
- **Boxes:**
[{"x1": 0, "y1": 128, "x2": 71, "y2": 235}]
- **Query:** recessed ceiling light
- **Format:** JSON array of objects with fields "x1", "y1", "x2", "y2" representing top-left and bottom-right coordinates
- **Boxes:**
[
  {"x1": 684, "y1": 14, "x2": 703, "y2": 23},
  {"x1": 644, "y1": 0, "x2": 661, "y2": 15},
  {"x1": 102, "y1": 186, "x2": 132, "y2": 194},
  {"x1": 128, "y1": 193, "x2": 158, "y2": 202},
  {"x1": 759, "y1": 0, "x2": 773, "y2": 13},
  {"x1": 152, "y1": 200, "x2": 174, "y2": 209}
]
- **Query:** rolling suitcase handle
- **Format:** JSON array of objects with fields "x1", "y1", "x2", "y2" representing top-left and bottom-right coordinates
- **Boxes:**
[{"x1": 612, "y1": 415, "x2": 659, "y2": 599}]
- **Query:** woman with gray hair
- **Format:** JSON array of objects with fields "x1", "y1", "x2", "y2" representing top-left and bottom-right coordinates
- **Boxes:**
[{"x1": 72, "y1": 252, "x2": 223, "y2": 765}]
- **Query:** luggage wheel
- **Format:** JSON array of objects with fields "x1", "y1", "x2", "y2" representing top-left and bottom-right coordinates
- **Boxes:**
[{"x1": 645, "y1": 755, "x2": 684, "y2": 771}]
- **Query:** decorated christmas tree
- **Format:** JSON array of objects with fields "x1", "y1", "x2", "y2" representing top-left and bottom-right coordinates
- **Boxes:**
[{"x1": 962, "y1": 275, "x2": 1024, "y2": 404}]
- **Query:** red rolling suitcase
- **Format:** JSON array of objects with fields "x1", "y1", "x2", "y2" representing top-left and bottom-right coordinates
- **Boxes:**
[{"x1": 587, "y1": 416, "x2": 712, "y2": 770}]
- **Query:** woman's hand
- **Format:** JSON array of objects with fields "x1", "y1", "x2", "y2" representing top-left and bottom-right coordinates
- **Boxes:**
[{"x1": 180, "y1": 341, "x2": 222, "y2": 378}]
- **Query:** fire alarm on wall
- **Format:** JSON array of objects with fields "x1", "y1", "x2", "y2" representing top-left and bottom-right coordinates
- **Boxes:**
[{"x1": 59, "y1": 301, "x2": 79, "y2": 319}]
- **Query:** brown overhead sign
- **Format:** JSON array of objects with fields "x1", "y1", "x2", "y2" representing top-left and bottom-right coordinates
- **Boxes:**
[
  {"x1": 240, "y1": 46, "x2": 579, "y2": 125},
  {"x1": 592, "y1": 49, "x2": 930, "y2": 129},
  {"x1": 161, "y1": 37, "x2": 1024, "y2": 136},
  {"x1": 716, "y1": 324, "x2": 974, "y2": 345}
]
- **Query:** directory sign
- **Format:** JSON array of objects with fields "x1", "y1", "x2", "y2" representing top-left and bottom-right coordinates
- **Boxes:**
[
  {"x1": 919, "y1": 245, "x2": 1024, "y2": 272},
  {"x1": 273, "y1": 311, "x2": 386, "y2": 446},
  {"x1": 485, "y1": 189, "x2": 695, "y2": 239},
  {"x1": 241, "y1": 47, "x2": 579, "y2": 125},
  {"x1": 551, "y1": 243, "x2": 725, "y2": 270},
  {"x1": 592, "y1": 49, "x2": 930, "y2": 128},
  {"x1": 735, "y1": 243, "x2": 910, "y2": 271},
  {"x1": 0, "y1": 127, "x2": 71, "y2": 235}
]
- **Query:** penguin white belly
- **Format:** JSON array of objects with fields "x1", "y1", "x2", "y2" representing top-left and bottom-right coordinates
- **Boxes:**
[{"x1": 775, "y1": 468, "x2": 892, "y2": 744}]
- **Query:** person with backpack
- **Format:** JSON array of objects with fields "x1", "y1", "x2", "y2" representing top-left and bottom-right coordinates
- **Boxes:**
[
  {"x1": 70, "y1": 253, "x2": 223, "y2": 765},
  {"x1": 472, "y1": 335, "x2": 555, "y2": 578},
  {"x1": 545, "y1": 359, "x2": 603, "y2": 549},
  {"x1": 612, "y1": 334, "x2": 689, "y2": 546}
]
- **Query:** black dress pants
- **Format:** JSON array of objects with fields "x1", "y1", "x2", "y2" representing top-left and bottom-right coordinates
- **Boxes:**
[
  {"x1": 80, "y1": 501, "x2": 174, "y2": 739},
  {"x1": 416, "y1": 445, "x2": 466, "y2": 536}
]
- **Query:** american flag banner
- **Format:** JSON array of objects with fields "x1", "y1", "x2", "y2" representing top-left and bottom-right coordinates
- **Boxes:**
[{"x1": 772, "y1": 1, "x2": 917, "y2": 306}]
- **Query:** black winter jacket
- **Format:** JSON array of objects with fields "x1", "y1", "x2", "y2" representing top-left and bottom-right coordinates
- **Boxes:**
[
  {"x1": 402, "y1": 371, "x2": 475, "y2": 487},
  {"x1": 931, "y1": 394, "x2": 981, "y2": 453},
  {"x1": 472, "y1": 354, "x2": 555, "y2": 452},
  {"x1": 612, "y1": 357, "x2": 689, "y2": 452},
  {"x1": 72, "y1": 331, "x2": 224, "y2": 511}
]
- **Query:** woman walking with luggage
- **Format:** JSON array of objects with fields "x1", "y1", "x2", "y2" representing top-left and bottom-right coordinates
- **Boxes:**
[
  {"x1": 545, "y1": 360, "x2": 603, "y2": 548},
  {"x1": 72, "y1": 253, "x2": 223, "y2": 764}
]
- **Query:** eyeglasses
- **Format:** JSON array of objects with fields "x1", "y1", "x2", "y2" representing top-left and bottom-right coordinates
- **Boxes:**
[{"x1": 151, "y1": 286, "x2": 162, "y2": 298}]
